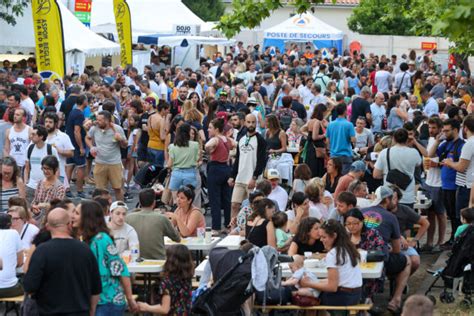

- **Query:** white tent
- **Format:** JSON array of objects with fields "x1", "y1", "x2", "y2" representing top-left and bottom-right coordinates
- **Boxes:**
[
  {"x1": 0, "y1": 1, "x2": 120, "y2": 73},
  {"x1": 88, "y1": 0, "x2": 215, "y2": 38}
]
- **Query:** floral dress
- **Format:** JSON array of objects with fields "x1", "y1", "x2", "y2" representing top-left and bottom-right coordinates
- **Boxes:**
[
  {"x1": 236, "y1": 205, "x2": 253, "y2": 232},
  {"x1": 355, "y1": 228, "x2": 386, "y2": 300},
  {"x1": 158, "y1": 275, "x2": 192, "y2": 315},
  {"x1": 90, "y1": 232, "x2": 130, "y2": 307}
]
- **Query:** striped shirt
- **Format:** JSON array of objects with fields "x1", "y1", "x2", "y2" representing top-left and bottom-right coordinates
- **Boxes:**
[{"x1": 1, "y1": 188, "x2": 19, "y2": 212}]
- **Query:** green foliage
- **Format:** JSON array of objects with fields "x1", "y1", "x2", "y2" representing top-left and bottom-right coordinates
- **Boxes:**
[
  {"x1": 182, "y1": 0, "x2": 226, "y2": 22},
  {"x1": 0, "y1": 0, "x2": 28, "y2": 25}
]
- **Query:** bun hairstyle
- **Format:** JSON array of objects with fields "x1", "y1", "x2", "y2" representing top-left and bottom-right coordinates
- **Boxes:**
[
  {"x1": 177, "y1": 184, "x2": 196, "y2": 203},
  {"x1": 210, "y1": 117, "x2": 225, "y2": 133}
]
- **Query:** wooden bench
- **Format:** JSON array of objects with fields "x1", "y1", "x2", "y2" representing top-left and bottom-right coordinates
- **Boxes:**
[
  {"x1": 0, "y1": 295, "x2": 23, "y2": 316},
  {"x1": 254, "y1": 304, "x2": 372, "y2": 315}
]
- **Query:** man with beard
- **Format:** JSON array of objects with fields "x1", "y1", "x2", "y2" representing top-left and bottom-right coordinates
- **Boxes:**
[
  {"x1": 229, "y1": 112, "x2": 246, "y2": 141},
  {"x1": 171, "y1": 85, "x2": 187, "y2": 118},
  {"x1": 228, "y1": 114, "x2": 267, "y2": 221},
  {"x1": 4, "y1": 108, "x2": 32, "y2": 170},
  {"x1": 86, "y1": 110, "x2": 127, "y2": 201},
  {"x1": 45, "y1": 112, "x2": 74, "y2": 185},
  {"x1": 428, "y1": 118, "x2": 464, "y2": 248}
]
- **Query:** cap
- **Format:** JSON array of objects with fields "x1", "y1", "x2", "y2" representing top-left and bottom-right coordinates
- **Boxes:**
[
  {"x1": 132, "y1": 90, "x2": 142, "y2": 97},
  {"x1": 247, "y1": 97, "x2": 258, "y2": 105},
  {"x1": 219, "y1": 91, "x2": 228, "y2": 97},
  {"x1": 372, "y1": 186, "x2": 394, "y2": 206},
  {"x1": 266, "y1": 169, "x2": 280, "y2": 180},
  {"x1": 110, "y1": 201, "x2": 128, "y2": 213},
  {"x1": 350, "y1": 160, "x2": 366, "y2": 173},
  {"x1": 24, "y1": 78, "x2": 35, "y2": 85},
  {"x1": 458, "y1": 85, "x2": 467, "y2": 91},
  {"x1": 144, "y1": 96, "x2": 156, "y2": 107},
  {"x1": 408, "y1": 60, "x2": 416, "y2": 66}
]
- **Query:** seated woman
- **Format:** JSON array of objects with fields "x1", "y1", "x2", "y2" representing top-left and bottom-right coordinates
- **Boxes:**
[
  {"x1": 300, "y1": 219, "x2": 363, "y2": 306},
  {"x1": 321, "y1": 157, "x2": 343, "y2": 195},
  {"x1": 305, "y1": 179, "x2": 331, "y2": 221},
  {"x1": 292, "y1": 164, "x2": 311, "y2": 194},
  {"x1": 344, "y1": 208, "x2": 386, "y2": 301},
  {"x1": 166, "y1": 185, "x2": 205, "y2": 237},
  {"x1": 7, "y1": 206, "x2": 39, "y2": 250},
  {"x1": 286, "y1": 118, "x2": 304, "y2": 149},
  {"x1": 286, "y1": 192, "x2": 310, "y2": 234},
  {"x1": 245, "y1": 198, "x2": 276, "y2": 248},
  {"x1": 288, "y1": 217, "x2": 324, "y2": 256},
  {"x1": 0, "y1": 213, "x2": 24, "y2": 298},
  {"x1": 234, "y1": 190, "x2": 266, "y2": 235}
]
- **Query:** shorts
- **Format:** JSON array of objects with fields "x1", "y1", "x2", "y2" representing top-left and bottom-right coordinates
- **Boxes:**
[
  {"x1": 424, "y1": 185, "x2": 445, "y2": 214},
  {"x1": 401, "y1": 246, "x2": 419, "y2": 257},
  {"x1": 169, "y1": 168, "x2": 197, "y2": 191},
  {"x1": 93, "y1": 163, "x2": 123, "y2": 189},
  {"x1": 66, "y1": 149, "x2": 86, "y2": 167},
  {"x1": 137, "y1": 143, "x2": 148, "y2": 162},
  {"x1": 147, "y1": 148, "x2": 164, "y2": 167},
  {"x1": 385, "y1": 253, "x2": 408, "y2": 276},
  {"x1": 120, "y1": 146, "x2": 128, "y2": 160},
  {"x1": 231, "y1": 182, "x2": 250, "y2": 204},
  {"x1": 127, "y1": 146, "x2": 138, "y2": 159}
]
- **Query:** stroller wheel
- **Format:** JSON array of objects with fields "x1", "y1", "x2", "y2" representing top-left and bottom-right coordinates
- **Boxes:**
[
  {"x1": 440, "y1": 290, "x2": 455, "y2": 304},
  {"x1": 427, "y1": 295, "x2": 436, "y2": 305},
  {"x1": 460, "y1": 297, "x2": 472, "y2": 308}
]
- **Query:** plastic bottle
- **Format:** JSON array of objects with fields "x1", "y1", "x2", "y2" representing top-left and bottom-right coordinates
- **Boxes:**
[{"x1": 130, "y1": 243, "x2": 139, "y2": 262}]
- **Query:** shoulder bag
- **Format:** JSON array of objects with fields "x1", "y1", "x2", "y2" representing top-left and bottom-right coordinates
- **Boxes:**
[{"x1": 385, "y1": 148, "x2": 412, "y2": 190}]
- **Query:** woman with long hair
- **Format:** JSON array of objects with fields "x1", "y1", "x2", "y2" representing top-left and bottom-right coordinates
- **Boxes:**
[
  {"x1": 167, "y1": 124, "x2": 200, "y2": 203},
  {"x1": 245, "y1": 198, "x2": 276, "y2": 248},
  {"x1": 71, "y1": 200, "x2": 137, "y2": 315},
  {"x1": 265, "y1": 114, "x2": 287, "y2": 155},
  {"x1": 1, "y1": 156, "x2": 26, "y2": 212},
  {"x1": 387, "y1": 94, "x2": 408, "y2": 130},
  {"x1": 164, "y1": 115, "x2": 184, "y2": 162},
  {"x1": 321, "y1": 157, "x2": 343, "y2": 194},
  {"x1": 300, "y1": 219, "x2": 362, "y2": 306},
  {"x1": 202, "y1": 99, "x2": 218, "y2": 140},
  {"x1": 288, "y1": 217, "x2": 324, "y2": 255},
  {"x1": 304, "y1": 103, "x2": 327, "y2": 178},
  {"x1": 188, "y1": 92, "x2": 204, "y2": 114}
]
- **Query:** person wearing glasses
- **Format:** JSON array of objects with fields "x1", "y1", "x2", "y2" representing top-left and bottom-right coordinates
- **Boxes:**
[
  {"x1": 7, "y1": 205, "x2": 39, "y2": 250},
  {"x1": 1, "y1": 156, "x2": 26, "y2": 212},
  {"x1": 300, "y1": 219, "x2": 362, "y2": 306},
  {"x1": 0, "y1": 213, "x2": 24, "y2": 299},
  {"x1": 31, "y1": 155, "x2": 65, "y2": 224}
]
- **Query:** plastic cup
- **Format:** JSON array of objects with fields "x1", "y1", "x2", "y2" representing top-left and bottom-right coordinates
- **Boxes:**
[{"x1": 358, "y1": 249, "x2": 367, "y2": 263}]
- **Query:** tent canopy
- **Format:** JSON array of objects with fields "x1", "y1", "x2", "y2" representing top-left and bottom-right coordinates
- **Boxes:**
[
  {"x1": 0, "y1": 1, "x2": 119, "y2": 57},
  {"x1": 89, "y1": 0, "x2": 214, "y2": 37},
  {"x1": 137, "y1": 35, "x2": 235, "y2": 47},
  {"x1": 263, "y1": 13, "x2": 343, "y2": 54}
]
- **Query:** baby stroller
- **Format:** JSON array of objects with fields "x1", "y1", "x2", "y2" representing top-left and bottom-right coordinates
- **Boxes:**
[
  {"x1": 438, "y1": 225, "x2": 474, "y2": 307},
  {"x1": 192, "y1": 246, "x2": 293, "y2": 316},
  {"x1": 134, "y1": 163, "x2": 168, "y2": 207}
]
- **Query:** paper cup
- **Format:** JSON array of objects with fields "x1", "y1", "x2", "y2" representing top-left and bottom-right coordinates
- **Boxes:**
[{"x1": 358, "y1": 249, "x2": 368, "y2": 263}]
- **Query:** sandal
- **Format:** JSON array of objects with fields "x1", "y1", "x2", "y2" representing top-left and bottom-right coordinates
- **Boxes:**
[{"x1": 387, "y1": 301, "x2": 402, "y2": 314}]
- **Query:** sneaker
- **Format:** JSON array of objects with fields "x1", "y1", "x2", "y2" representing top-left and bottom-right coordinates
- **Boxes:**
[
  {"x1": 65, "y1": 191, "x2": 75, "y2": 198},
  {"x1": 419, "y1": 244, "x2": 433, "y2": 253},
  {"x1": 441, "y1": 240, "x2": 453, "y2": 250},
  {"x1": 431, "y1": 245, "x2": 442, "y2": 253},
  {"x1": 76, "y1": 191, "x2": 86, "y2": 199},
  {"x1": 124, "y1": 192, "x2": 133, "y2": 201}
]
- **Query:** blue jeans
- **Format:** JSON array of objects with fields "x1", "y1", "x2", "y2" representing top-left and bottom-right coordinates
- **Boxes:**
[
  {"x1": 169, "y1": 168, "x2": 198, "y2": 191},
  {"x1": 320, "y1": 288, "x2": 361, "y2": 306},
  {"x1": 207, "y1": 162, "x2": 231, "y2": 230},
  {"x1": 336, "y1": 156, "x2": 353, "y2": 176},
  {"x1": 95, "y1": 303, "x2": 125, "y2": 316},
  {"x1": 147, "y1": 148, "x2": 164, "y2": 167}
]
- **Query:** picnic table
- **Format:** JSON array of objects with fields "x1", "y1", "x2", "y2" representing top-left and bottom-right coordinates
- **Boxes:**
[
  {"x1": 128, "y1": 260, "x2": 164, "y2": 302},
  {"x1": 165, "y1": 236, "x2": 221, "y2": 264},
  {"x1": 215, "y1": 235, "x2": 244, "y2": 250}
]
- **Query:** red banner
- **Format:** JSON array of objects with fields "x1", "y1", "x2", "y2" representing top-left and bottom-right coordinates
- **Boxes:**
[
  {"x1": 75, "y1": 0, "x2": 92, "y2": 12},
  {"x1": 421, "y1": 42, "x2": 437, "y2": 50}
]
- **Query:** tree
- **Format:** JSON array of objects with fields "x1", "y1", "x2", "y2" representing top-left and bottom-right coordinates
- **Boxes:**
[
  {"x1": 182, "y1": 0, "x2": 226, "y2": 22},
  {"x1": 0, "y1": 0, "x2": 28, "y2": 25}
]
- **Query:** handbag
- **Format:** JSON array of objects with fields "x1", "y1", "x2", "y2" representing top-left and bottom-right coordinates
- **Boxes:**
[
  {"x1": 315, "y1": 146, "x2": 326, "y2": 158},
  {"x1": 385, "y1": 148, "x2": 411, "y2": 190},
  {"x1": 21, "y1": 294, "x2": 39, "y2": 316},
  {"x1": 161, "y1": 171, "x2": 173, "y2": 206},
  {"x1": 291, "y1": 294, "x2": 320, "y2": 306}
]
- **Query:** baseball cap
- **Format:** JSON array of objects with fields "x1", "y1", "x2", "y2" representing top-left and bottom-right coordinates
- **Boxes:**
[
  {"x1": 110, "y1": 201, "x2": 128, "y2": 212},
  {"x1": 24, "y1": 78, "x2": 35, "y2": 85},
  {"x1": 247, "y1": 97, "x2": 258, "y2": 105},
  {"x1": 371, "y1": 186, "x2": 394, "y2": 206},
  {"x1": 266, "y1": 169, "x2": 280, "y2": 180},
  {"x1": 144, "y1": 96, "x2": 156, "y2": 107},
  {"x1": 132, "y1": 90, "x2": 142, "y2": 97},
  {"x1": 408, "y1": 60, "x2": 416, "y2": 66},
  {"x1": 350, "y1": 160, "x2": 366, "y2": 173}
]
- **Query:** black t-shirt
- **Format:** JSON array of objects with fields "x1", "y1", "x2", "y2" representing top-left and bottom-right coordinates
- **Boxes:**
[
  {"x1": 60, "y1": 95, "x2": 78, "y2": 122},
  {"x1": 394, "y1": 204, "x2": 420, "y2": 235},
  {"x1": 65, "y1": 108, "x2": 85, "y2": 148},
  {"x1": 350, "y1": 97, "x2": 371, "y2": 125},
  {"x1": 23, "y1": 238, "x2": 101, "y2": 315},
  {"x1": 139, "y1": 112, "x2": 150, "y2": 146},
  {"x1": 291, "y1": 100, "x2": 307, "y2": 120},
  {"x1": 293, "y1": 236, "x2": 325, "y2": 256}
]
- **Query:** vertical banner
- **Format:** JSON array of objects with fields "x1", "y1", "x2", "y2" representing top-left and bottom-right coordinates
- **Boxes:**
[
  {"x1": 113, "y1": 0, "x2": 132, "y2": 67},
  {"x1": 31, "y1": 0, "x2": 66, "y2": 81},
  {"x1": 74, "y1": 0, "x2": 92, "y2": 27}
]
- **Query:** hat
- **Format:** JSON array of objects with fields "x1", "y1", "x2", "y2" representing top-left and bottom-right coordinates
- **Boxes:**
[
  {"x1": 23, "y1": 78, "x2": 35, "y2": 85},
  {"x1": 132, "y1": 90, "x2": 142, "y2": 97},
  {"x1": 110, "y1": 201, "x2": 128, "y2": 212},
  {"x1": 247, "y1": 97, "x2": 258, "y2": 105},
  {"x1": 266, "y1": 169, "x2": 280, "y2": 180},
  {"x1": 371, "y1": 186, "x2": 394, "y2": 206},
  {"x1": 458, "y1": 85, "x2": 467, "y2": 91},
  {"x1": 408, "y1": 60, "x2": 416, "y2": 66},
  {"x1": 144, "y1": 96, "x2": 156, "y2": 107},
  {"x1": 219, "y1": 91, "x2": 228, "y2": 97},
  {"x1": 350, "y1": 160, "x2": 366, "y2": 173}
]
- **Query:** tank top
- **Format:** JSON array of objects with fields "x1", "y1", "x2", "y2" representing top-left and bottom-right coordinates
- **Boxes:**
[
  {"x1": 1, "y1": 187, "x2": 18, "y2": 212},
  {"x1": 210, "y1": 137, "x2": 230, "y2": 163},
  {"x1": 266, "y1": 130, "x2": 282, "y2": 151},
  {"x1": 325, "y1": 174, "x2": 341, "y2": 194},
  {"x1": 147, "y1": 113, "x2": 165, "y2": 150},
  {"x1": 9, "y1": 125, "x2": 30, "y2": 167},
  {"x1": 246, "y1": 219, "x2": 269, "y2": 248}
]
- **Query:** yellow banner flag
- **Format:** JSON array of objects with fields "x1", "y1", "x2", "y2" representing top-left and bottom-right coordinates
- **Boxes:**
[
  {"x1": 113, "y1": 0, "x2": 132, "y2": 68},
  {"x1": 31, "y1": 0, "x2": 66, "y2": 82}
]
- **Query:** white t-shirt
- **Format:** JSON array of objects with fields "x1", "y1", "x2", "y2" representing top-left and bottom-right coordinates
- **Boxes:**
[
  {"x1": 425, "y1": 137, "x2": 442, "y2": 187},
  {"x1": 26, "y1": 143, "x2": 59, "y2": 189},
  {"x1": 268, "y1": 186, "x2": 289, "y2": 212},
  {"x1": 325, "y1": 247, "x2": 362, "y2": 288},
  {"x1": 19, "y1": 223, "x2": 39, "y2": 250},
  {"x1": 127, "y1": 128, "x2": 139, "y2": 147},
  {"x1": 158, "y1": 82, "x2": 168, "y2": 101},
  {"x1": 46, "y1": 130, "x2": 75, "y2": 180},
  {"x1": 20, "y1": 98, "x2": 35, "y2": 117},
  {"x1": 0, "y1": 229, "x2": 22, "y2": 288},
  {"x1": 235, "y1": 135, "x2": 258, "y2": 184},
  {"x1": 356, "y1": 198, "x2": 372, "y2": 208},
  {"x1": 460, "y1": 136, "x2": 474, "y2": 187},
  {"x1": 355, "y1": 128, "x2": 374, "y2": 149},
  {"x1": 374, "y1": 70, "x2": 392, "y2": 93},
  {"x1": 109, "y1": 223, "x2": 139, "y2": 255}
]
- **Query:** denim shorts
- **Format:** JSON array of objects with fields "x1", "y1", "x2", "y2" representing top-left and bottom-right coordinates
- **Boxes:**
[
  {"x1": 66, "y1": 148, "x2": 86, "y2": 167},
  {"x1": 127, "y1": 146, "x2": 138, "y2": 159},
  {"x1": 169, "y1": 168, "x2": 197, "y2": 191},
  {"x1": 96, "y1": 303, "x2": 125, "y2": 316},
  {"x1": 147, "y1": 148, "x2": 164, "y2": 167},
  {"x1": 401, "y1": 246, "x2": 419, "y2": 257}
]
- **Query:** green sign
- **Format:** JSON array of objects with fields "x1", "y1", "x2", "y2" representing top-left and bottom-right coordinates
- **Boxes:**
[{"x1": 74, "y1": 11, "x2": 91, "y2": 23}]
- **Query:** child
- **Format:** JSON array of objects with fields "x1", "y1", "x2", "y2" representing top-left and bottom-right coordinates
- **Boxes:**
[
  {"x1": 272, "y1": 211, "x2": 292, "y2": 251},
  {"x1": 126, "y1": 113, "x2": 140, "y2": 191},
  {"x1": 282, "y1": 255, "x2": 320, "y2": 298},
  {"x1": 138, "y1": 244, "x2": 194, "y2": 315},
  {"x1": 455, "y1": 208, "x2": 474, "y2": 238}
]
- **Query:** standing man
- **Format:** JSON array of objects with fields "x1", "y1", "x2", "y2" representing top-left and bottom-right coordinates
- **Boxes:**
[
  {"x1": 374, "y1": 62, "x2": 392, "y2": 93},
  {"x1": 393, "y1": 63, "x2": 412, "y2": 94},
  {"x1": 3, "y1": 108, "x2": 32, "y2": 170},
  {"x1": 0, "y1": 105, "x2": 12, "y2": 159},
  {"x1": 24, "y1": 125, "x2": 59, "y2": 201},
  {"x1": 354, "y1": 116, "x2": 374, "y2": 155},
  {"x1": 18, "y1": 85, "x2": 35, "y2": 125},
  {"x1": 23, "y1": 208, "x2": 103, "y2": 315},
  {"x1": 421, "y1": 89, "x2": 439, "y2": 118},
  {"x1": 45, "y1": 112, "x2": 74, "y2": 185},
  {"x1": 229, "y1": 114, "x2": 267, "y2": 221},
  {"x1": 326, "y1": 103, "x2": 356, "y2": 175},
  {"x1": 59, "y1": 85, "x2": 81, "y2": 122},
  {"x1": 370, "y1": 92, "x2": 386, "y2": 134},
  {"x1": 86, "y1": 111, "x2": 128, "y2": 201},
  {"x1": 313, "y1": 64, "x2": 330, "y2": 93},
  {"x1": 65, "y1": 94, "x2": 87, "y2": 198},
  {"x1": 350, "y1": 86, "x2": 372, "y2": 125}
]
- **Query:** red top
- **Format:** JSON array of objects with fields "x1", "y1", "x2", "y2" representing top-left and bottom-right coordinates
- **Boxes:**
[{"x1": 210, "y1": 137, "x2": 230, "y2": 163}]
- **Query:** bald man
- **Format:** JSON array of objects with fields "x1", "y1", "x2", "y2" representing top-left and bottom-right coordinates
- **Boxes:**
[
  {"x1": 370, "y1": 92, "x2": 387, "y2": 133},
  {"x1": 229, "y1": 114, "x2": 267, "y2": 224},
  {"x1": 23, "y1": 208, "x2": 102, "y2": 315}
]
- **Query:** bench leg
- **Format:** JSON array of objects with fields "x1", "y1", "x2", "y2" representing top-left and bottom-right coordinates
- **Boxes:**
[{"x1": 4, "y1": 302, "x2": 19, "y2": 316}]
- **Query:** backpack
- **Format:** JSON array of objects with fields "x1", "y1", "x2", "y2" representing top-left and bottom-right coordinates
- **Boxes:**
[
  {"x1": 279, "y1": 111, "x2": 293, "y2": 131},
  {"x1": 27, "y1": 143, "x2": 53, "y2": 161}
]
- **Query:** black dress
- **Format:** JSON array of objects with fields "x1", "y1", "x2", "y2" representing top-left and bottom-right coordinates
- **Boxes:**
[
  {"x1": 305, "y1": 123, "x2": 325, "y2": 178},
  {"x1": 325, "y1": 174, "x2": 341, "y2": 194},
  {"x1": 246, "y1": 219, "x2": 270, "y2": 248}
]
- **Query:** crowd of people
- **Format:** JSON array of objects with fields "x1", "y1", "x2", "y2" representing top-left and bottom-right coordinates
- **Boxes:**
[{"x1": 0, "y1": 42, "x2": 473, "y2": 315}]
